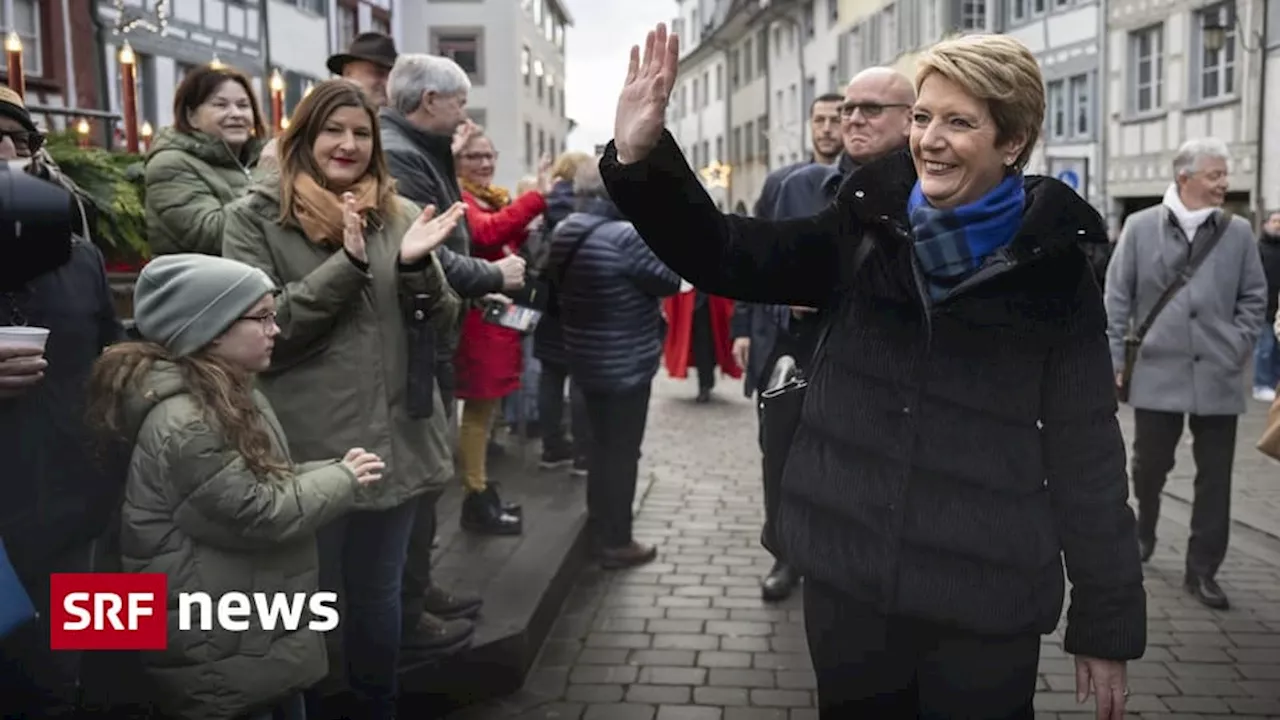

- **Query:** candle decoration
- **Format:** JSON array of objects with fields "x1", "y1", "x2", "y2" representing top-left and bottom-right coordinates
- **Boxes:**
[
  {"x1": 76, "y1": 118, "x2": 91, "y2": 148},
  {"x1": 119, "y1": 42, "x2": 140, "y2": 153},
  {"x1": 210, "y1": 54, "x2": 225, "y2": 70},
  {"x1": 141, "y1": 121, "x2": 154, "y2": 151},
  {"x1": 269, "y1": 69, "x2": 285, "y2": 135},
  {"x1": 5, "y1": 32, "x2": 23, "y2": 99}
]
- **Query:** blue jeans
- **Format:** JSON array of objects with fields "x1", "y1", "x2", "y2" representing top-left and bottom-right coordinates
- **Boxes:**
[
  {"x1": 243, "y1": 691, "x2": 306, "y2": 720},
  {"x1": 1255, "y1": 326, "x2": 1280, "y2": 389},
  {"x1": 313, "y1": 501, "x2": 417, "y2": 720},
  {"x1": 505, "y1": 335, "x2": 541, "y2": 426}
]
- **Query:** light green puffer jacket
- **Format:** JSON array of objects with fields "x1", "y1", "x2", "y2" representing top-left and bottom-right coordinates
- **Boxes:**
[
  {"x1": 118, "y1": 360, "x2": 357, "y2": 720},
  {"x1": 144, "y1": 127, "x2": 264, "y2": 256}
]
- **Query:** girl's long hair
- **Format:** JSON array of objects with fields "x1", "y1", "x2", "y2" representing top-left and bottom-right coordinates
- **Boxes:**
[{"x1": 87, "y1": 341, "x2": 289, "y2": 479}]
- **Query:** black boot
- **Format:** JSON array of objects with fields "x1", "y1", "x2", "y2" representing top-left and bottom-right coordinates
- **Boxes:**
[
  {"x1": 400, "y1": 611, "x2": 474, "y2": 662},
  {"x1": 422, "y1": 585, "x2": 483, "y2": 620},
  {"x1": 761, "y1": 561, "x2": 798, "y2": 602},
  {"x1": 486, "y1": 482, "x2": 522, "y2": 517},
  {"x1": 1185, "y1": 575, "x2": 1230, "y2": 610},
  {"x1": 461, "y1": 489, "x2": 522, "y2": 535}
]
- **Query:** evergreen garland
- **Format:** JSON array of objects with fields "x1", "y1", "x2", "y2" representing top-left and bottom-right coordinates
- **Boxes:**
[{"x1": 42, "y1": 131, "x2": 149, "y2": 266}]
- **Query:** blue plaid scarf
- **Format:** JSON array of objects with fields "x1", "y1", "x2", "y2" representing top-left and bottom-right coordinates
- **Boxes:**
[{"x1": 908, "y1": 174, "x2": 1025, "y2": 301}]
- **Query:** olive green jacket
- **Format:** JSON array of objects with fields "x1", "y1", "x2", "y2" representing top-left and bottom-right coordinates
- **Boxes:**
[
  {"x1": 118, "y1": 361, "x2": 358, "y2": 720},
  {"x1": 144, "y1": 127, "x2": 264, "y2": 256},
  {"x1": 221, "y1": 181, "x2": 461, "y2": 509}
]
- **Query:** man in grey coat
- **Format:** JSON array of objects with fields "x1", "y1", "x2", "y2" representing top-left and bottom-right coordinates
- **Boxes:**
[{"x1": 1104, "y1": 137, "x2": 1267, "y2": 610}]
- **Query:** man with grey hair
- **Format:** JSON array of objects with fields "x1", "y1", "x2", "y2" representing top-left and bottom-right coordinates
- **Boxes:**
[{"x1": 1104, "y1": 137, "x2": 1266, "y2": 610}]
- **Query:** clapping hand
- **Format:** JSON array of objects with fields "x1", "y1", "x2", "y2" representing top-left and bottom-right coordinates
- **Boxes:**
[
  {"x1": 536, "y1": 154, "x2": 553, "y2": 194},
  {"x1": 399, "y1": 202, "x2": 467, "y2": 266},
  {"x1": 342, "y1": 192, "x2": 367, "y2": 263},
  {"x1": 614, "y1": 23, "x2": 680, "y2": 164},
  {"x1": 452, "y1": 119, "x2": 480, "y2": 157}
]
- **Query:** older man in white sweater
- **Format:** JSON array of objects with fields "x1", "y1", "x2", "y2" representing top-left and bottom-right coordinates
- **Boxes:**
[{"x1": 1104, "y1": 137, "x2": 1267, "y2": 610}]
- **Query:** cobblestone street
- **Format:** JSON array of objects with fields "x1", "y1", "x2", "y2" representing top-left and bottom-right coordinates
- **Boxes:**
[{"x1": 449, "y1": 375, "x2": 1280, "y2": 720}]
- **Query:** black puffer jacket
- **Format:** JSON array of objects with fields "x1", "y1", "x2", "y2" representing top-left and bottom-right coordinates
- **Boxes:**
[
  {"x1": 552, "y1": 196, "x2": 681, "y2": 392},
  {"x1": 533, "y1": 179, "x2": 577, "y2": 367},
  {"x1": 600, "y1": 132, "x2": 1146, "y2": 662}
]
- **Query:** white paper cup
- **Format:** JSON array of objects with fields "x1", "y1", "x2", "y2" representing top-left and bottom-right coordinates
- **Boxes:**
[{"x1": 0, "y1": 326, "x2": 50, "y2": 351}]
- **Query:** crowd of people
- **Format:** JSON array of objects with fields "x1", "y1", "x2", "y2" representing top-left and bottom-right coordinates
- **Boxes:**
[{"x1": 0, "y1": 16, "x2": 1275, "y2": 720}]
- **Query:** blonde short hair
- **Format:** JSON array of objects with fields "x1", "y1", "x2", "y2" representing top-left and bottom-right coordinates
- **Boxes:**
[
  {"x1": 915, "y1": 34, "x2": 1045, "y2": 171},
  {"x1": 551, "y1": 151, "x2": 593, "y2": 182}
]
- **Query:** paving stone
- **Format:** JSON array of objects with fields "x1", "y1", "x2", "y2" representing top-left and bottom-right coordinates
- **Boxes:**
[
  {"x1": 582, "y1": 703, "x2": 656, "y2": 720},
  {"x1": 655, "y1": 707, "x2": 723, "y2": 720},
  {"x1": 638, "y1": 666, "x2": 709, "y2": 686}
]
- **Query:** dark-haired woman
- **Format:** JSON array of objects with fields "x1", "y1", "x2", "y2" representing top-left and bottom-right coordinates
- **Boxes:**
[
  {"x1": 221, "y1": 79, "x2": 464, "y2": 719},
  {"x1": 145, "y1": 64, "x2": 268, "y2": 256}
]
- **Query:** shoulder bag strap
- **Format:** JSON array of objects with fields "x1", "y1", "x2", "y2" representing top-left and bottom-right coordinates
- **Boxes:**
[
  {"x1": 1130, "y1": 210, "x2": 1233, "y2": 343},
  {"x1": 803, "y1": 235, "x2": 877, "y2": 373},
  {"x1": 556, "y1": 219, "x2": 613, "y2": 286}
]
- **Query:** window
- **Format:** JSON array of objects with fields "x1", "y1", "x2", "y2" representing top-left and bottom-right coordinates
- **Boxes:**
[
  {"x1": 744, "y1": 120, "x2": 755, "y2": 161},
  {"x1": 290, "y1": 0, "x2": 326, "y2": 13},
  {"x1": 958, "y1": 0, "x2": 985, "y2": 30},
  {"x1": 701, "y1": 70, "x2": 709, "y2": 106},
  {"x1": 521, "y1": 46, "x2": 530, "y2": 85},
  {"x1": 524, "y1": 121, "x2": 533, "y2": 167},
  {"x1": 537, "y1": 128, "x2": 545, "y2": 164},
  {"x1": 535, "y1": 59, "x2": 544, "y2": 100},
  {"x1": 693, "y1": 78, "x2": 701, "y2": 110},
  {"x1": 1193, "y1": 3, "x2": 1236, "y2": 102},
  {"x1": 803, "y1": 76, "x2": 816, "y2": 115},
  {"x1": 1129, "y1": 25, "x2": 1164, "y2": 113},
  {"x1": 1069, "y1": 73, "x2": 1091, "y2": 138},
  {"x1": 119, "y1": 50, "x2": 157, "y2": 128},
  {"x1": 757, "y1": 28, "x2": 769, "y2": 72},
  {"x1": 757, "y1": 115, "x2": 769, "y2": 160},
  {"x1": 715, "y1": 64, "x2": 723, "y2": 100},
  {"x1": 435, "y1": 33, "x2": 482, "y2": 82},
  {"x1": 828, "y1": 0, "x2": 839, "y2": 25},
  {"x1": 732, "y1": 126, "x2": 742, "y2": 164},
  {"x1": 1047, "y1": 80, "x2": 1066, "y2": 139},
  {"x1": 548, "y1": 74, "x2": 555, "y2": 110},
  {"x1": 1010, "y1": 0, "x2": 1026, "y2": 22},
  {"x1": 336, "y1": 4, "x2": 357, "y2": 49},
  {"x1": 372, "y1": 15, "x2": 390, "y2": 36},
  {"x1": 828, "y1": 63, "x2": 839, "y2": 93},
  {"x1": 729, "y1": 49, "x2": 740, "y2": 88},
  {"x1": 1, "y1": 0, "x2": 41, "y2": 76},
  {"x1": 803, "y1": 1, "x2": 815, "y2": 40},
  {"x1": 743, "y1": 38, "x2": 754, "y2": 81},
  {"x1": 1033, "y1": 0, "x2": 1046, "y2": 15},
  {"x1": 549, "y1": 137, "x2": 556, "y2": 158},
  {"x1": 715, "y1": 135, "x2": 723, "y2": 163},
  {"x1": 284, "y1": 70, "x2": 319, "y2": 116}
]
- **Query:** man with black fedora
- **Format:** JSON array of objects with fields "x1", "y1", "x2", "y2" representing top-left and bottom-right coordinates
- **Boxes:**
[{"x1": 326, "y1": 31, "x2": 397, "y2": 106}]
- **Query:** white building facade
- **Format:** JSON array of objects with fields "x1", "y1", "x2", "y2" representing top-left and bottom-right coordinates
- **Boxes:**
[
  {"x1": 96, "y1": 0, "x2": 341, "y2": 134},
  {"x1": 763, "y1": 0, "x2": 845, "y2": 170},
  {"x1": 1104, "y1": 0, "x2": 1268, "y2": 226},
  {"x1": 669, "y1": 0, "x2": 731, "y2": 211},
  {"x1": 1003, "y1": 0, "x2": 1105, "y2": 217},
  {"x1": 399, "y1": 0, "x2": 572, "y2": 193}
]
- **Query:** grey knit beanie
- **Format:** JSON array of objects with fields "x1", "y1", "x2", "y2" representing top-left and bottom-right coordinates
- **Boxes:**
[{"x1": 133, "y1": 254, "x2": 277, "y2": 357}]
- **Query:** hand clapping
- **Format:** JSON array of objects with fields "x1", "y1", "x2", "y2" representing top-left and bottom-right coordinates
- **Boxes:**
[
  {"x1": 342, "y1": 192, "x2": 367, "y2": 263},
  {"x1": 399, "y1": 202, "x2": 467, "y2": 266}
]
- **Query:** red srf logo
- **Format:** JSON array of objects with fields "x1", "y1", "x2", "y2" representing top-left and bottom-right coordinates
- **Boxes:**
[{"x1": 49, "y1": 573, "x2": 167, "y2": 650}]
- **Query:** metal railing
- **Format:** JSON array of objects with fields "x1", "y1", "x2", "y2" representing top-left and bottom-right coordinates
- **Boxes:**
[{"x1": 24, "y1": 105, "x2": 124, "y2": 150}]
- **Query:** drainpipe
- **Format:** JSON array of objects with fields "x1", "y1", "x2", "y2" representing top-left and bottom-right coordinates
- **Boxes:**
[
  {"x1": 1252, "y1": 0, "x2": 1268, "y2": 229},
  {"x1": 89, "y1": 0, "x2": 114, "y2": 148},
  {"x1": 62, "y1": 0, "x2": 78, "y2": 108},
  {"x1": 1095, "y1": 0, "x2": 1110, "y2": 231},
  {"x1": 260, "y1": 0, "x2": 274, "y2": 84}
]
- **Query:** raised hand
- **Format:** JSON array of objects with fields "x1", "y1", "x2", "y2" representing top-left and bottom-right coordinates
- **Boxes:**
[
  {"x1": 399, "y1": 201, "x2": 467, "y2": 266},
  {"x1": 342, "y1": 192, "x2": 367, "y2": 263},
  {"x1": 536, "y1": 154, "x2": 554, "y2": 194},
  {"x1": 614, "y1": 23, "x2": 680, "y2": 164}
]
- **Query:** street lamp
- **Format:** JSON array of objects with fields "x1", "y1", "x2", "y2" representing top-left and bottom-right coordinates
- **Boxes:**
[{"x1": 1201, "y1": 15, "x2": 1227, "y2": 52}]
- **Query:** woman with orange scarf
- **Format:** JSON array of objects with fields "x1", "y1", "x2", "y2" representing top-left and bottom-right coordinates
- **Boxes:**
[
  {"x1": 454, "y1": 131, "x2": 551, "y2": 535},
  {"x1": 222, "y1": 79, "x2": 463, "y2": 718}
]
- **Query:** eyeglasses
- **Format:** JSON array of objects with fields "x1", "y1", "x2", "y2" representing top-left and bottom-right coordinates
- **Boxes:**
[
  {"x1": 838, "y1": 103, "x2": 911, "y2": 119},
  {"x1": 0, "y1": 130, "x2": 45, "y2": 154},
  {"x1": 238, "y1": 310, "x2": 278, "y2": 330}
]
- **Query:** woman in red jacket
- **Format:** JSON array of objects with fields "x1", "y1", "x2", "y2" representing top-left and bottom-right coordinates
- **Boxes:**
[{"x1": 455, "y1": 131, "x2": 549, "y2": 535}]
